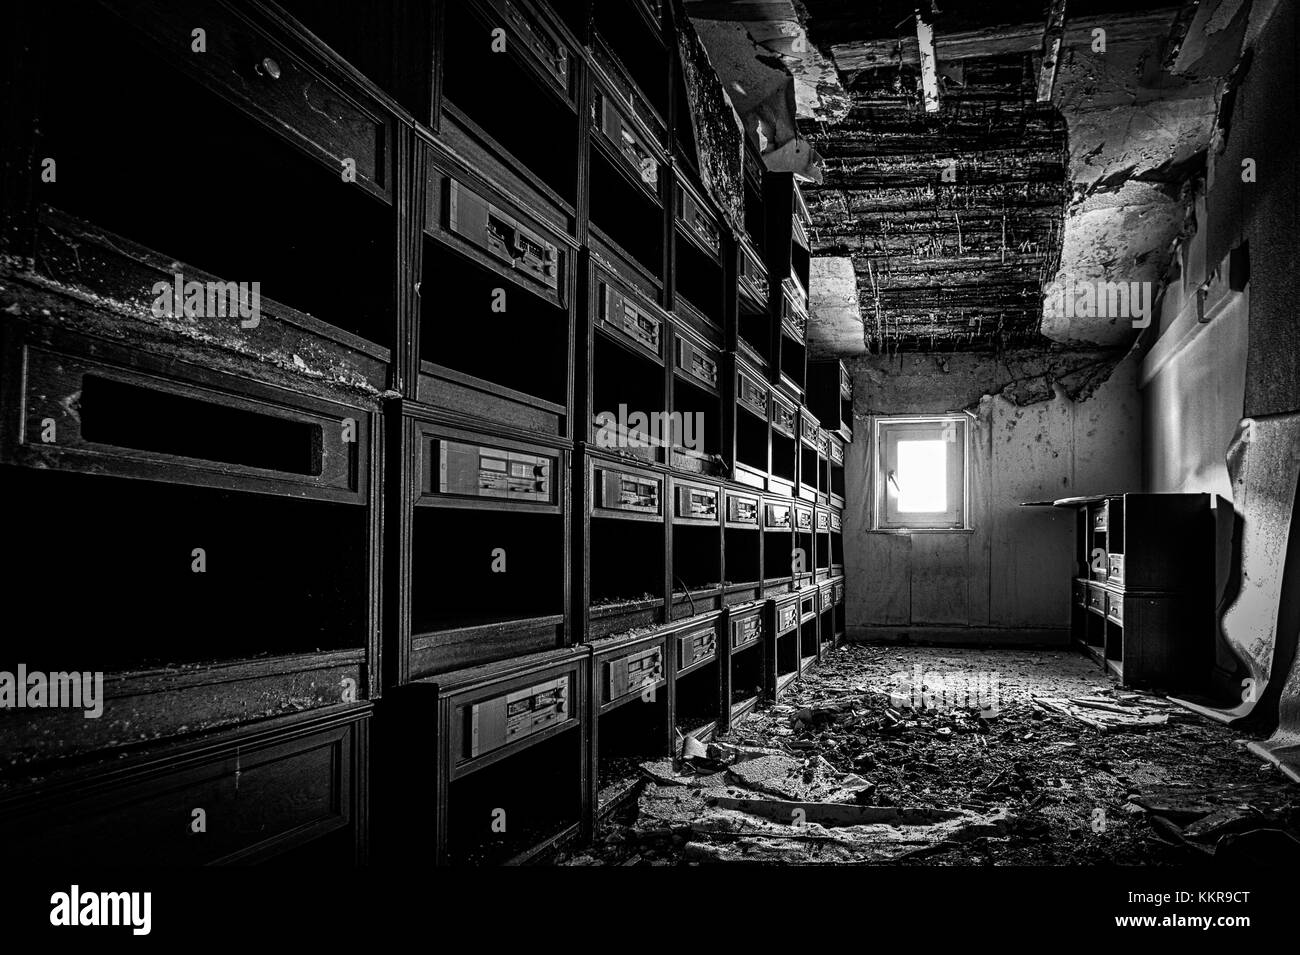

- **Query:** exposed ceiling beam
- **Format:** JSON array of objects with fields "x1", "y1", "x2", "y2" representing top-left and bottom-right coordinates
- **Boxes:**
[
  {"x1": 1036, "y1": 0, "x2": 1068, "y2": 103},
  {"x1": 915, "y1": 10, "x2": 940, "y2": 112},
  {"x1": 831, "y1": 7, "x2": 1179, "y2": 75}
]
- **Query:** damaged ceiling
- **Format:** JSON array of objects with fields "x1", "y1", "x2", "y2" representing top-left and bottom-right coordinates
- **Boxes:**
[{"x1": 689, "y1": 0, "x2": 1258, "y2": 355}]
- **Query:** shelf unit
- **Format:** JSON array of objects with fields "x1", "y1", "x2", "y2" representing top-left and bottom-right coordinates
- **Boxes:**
[
  {"x1": 0, "y1": 0, "x2": 861, "y2": 866},
  {"x1": 1058, "y1": 494, "x2": 1215, "y2": 689}
]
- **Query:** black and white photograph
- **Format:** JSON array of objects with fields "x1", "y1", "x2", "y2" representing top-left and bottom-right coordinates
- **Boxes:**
[{"x1": 0, "y1": 0, "x2": 1294, "y2": 939}]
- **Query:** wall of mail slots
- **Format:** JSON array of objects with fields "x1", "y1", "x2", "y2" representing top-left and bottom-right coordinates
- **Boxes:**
[{"x1": 0, "y1": 0, "x2": 851, "y2": 865}]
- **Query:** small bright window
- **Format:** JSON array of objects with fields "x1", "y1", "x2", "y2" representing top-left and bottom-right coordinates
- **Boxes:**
[{"x1": 874, "y1": 415, "x2": 968, "y2": 530}]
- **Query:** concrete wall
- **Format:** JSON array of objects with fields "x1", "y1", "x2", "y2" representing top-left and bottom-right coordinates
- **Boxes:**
[{"x1": 843, "y1": 351, "x2": 1142, "y2": 643}]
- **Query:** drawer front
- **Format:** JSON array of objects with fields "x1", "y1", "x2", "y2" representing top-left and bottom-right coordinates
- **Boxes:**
[
  {"x1": 675, "y1": 484, "x2": 719, "y2": 522},
  {"x1": 1086, "y1": 585, "x2": 1106, "y2": 613},
  {"x1": 594, "y1": 466, "x2": 662, "y2": 515},
  {"x1": 771, "y1": 399, "x2": 797, "y2": 438},
  {"x1": 776, "y1": 602, "x2": 798, "y2": 634},
  {"x1": 1107, "y1": 594, "x2": 1124, "y2": 625},
  {"x1": 829, "y1": 511, "x2": 842, "y2": 533},
  {"x1": 604, "y1": 646, "x2": 665, "y2": 704},
  {"x1": 1093, "y1": 503, "x2": 1109, "y2": 531},
  {"x1": 1108, "y1": 554, "x2": 1125, "y2": 585},
  {"x1": 465, "y1": 675, "x2": 572, "y2": 759},
  {"x1": 447, "y1": 180, "x2": 561, "y2": 293},
  {"x1": 737, "y1": 371, "x2": 768, "y2": 418},
  {"x1": 794, "y1": 505, "x2": 813, "y2": 531},
  {"x1": 675, "y1": 335, "x2": 719, "y2": 390},
  {"x1": 1073, "y1": 579, "x2": 1086, "y2": 607},
  {"x1": 800, "y1": 413, "x2": 820, "y2": 445},
  {"x1": 764, "y1": 502, "x2": 792, "y2": 529},
  {"x1": 815, "y1": 510, "x2": 830, "y2": 532},
  {"x1": 2, "y1": 714, "x2": 362, "y2": 864},
  {"x1": 484, "y1": 0, "x2": 571, "y2": 95},
  {"x1": 599, "y1": 279, "x2": 663, "y2": 358},
  {"x1": 676, "y1": 181, "x2": 722, "y2": 258},
  {"x1": 816, "y1": 429, "x2": 830, "y2": 456},
  {"x1": 431, "y1": 438, "x2": 556, "y2": 505},
  {"x1": 7, "y1": 337, "x2": 366, "y2": 503},
  {"x1": 726, "y1": 492, "x2": 760, "y2": 526},
  {"x1": 839, "y1": 363, "x2": 852, "y2": 397},
  {"x1": 781, "y1": 290, "x2": 808, "y2": 341},
  {"x1": 677, "y1": 624, "x2": 718, "y2": 670},
  {"x1": 105, "y1": 0, "x2": 387, "y2": 193},
  {"x1": 738, "y1": 242, "x2": 769, "y2": 303},
  {"x1": 731, "y1": 612, "x2": 762, "y2": 649},
  {"x1": 592, "y1": 86, "x2": 660, "y2": 194},
  {"x1": 833, "y1": 582, "x2": 845, "y2": 605},
  {"x1": 829, "y1": 437, "x2": 845, "y2": 466}
]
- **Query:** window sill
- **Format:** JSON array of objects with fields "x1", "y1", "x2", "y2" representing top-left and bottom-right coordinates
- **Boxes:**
[{"x1": 869, "y1": 527, "x2": 973, "y2": 535}]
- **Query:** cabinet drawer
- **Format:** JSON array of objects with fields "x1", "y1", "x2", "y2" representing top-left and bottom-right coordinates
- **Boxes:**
[
  {"x1": 105, "y1": 0, "x2": 388, "y2": 194},
  {"x1": 1108, "y1": 554, "x2": 1125, "y2": 585},
  {"x1": 1086, "y1": 585, "x2": 1106, "y2": 614},
  {"x1": 731, "y1": 611, "x2": 762, "y2": 649},
  {"x1": 1107, "y1": 594, "x2": 1124, "y2": 625},
  {"x1": 0, "y1": 712, "x2": 363, "y2": 865},
  {"x1": 677, "y1": 622, "x2": 718, "y2": 672}
]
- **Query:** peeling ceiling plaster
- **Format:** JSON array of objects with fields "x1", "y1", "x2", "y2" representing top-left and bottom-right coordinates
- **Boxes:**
[{"x1": 691, "y1": 0, "x2": 1257, "y2": 358}]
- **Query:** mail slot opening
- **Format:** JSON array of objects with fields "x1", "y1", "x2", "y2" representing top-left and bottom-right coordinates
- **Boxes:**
[
  {"x1": 795, "y1": 525, "x2": 814, "y2": 582},
  {"x1": 815, "y1": 524, "x2": 831, "y2": 573},
  {"x1": 670, "y1": 375, "x2": 723, "y2": 462},
  {"x1": 79, "y1": 376, "x2": 324, "y2": 477},
  {"x1": 412, "y1": 509, "x2": 564, "y2": 639},
  {"x1": 593, "y1": 5, "x2": 669, "y2": 117},
  {"x1": 763, "y1": 526, "x2": 794, "y2": 583},
  {"x1": 589, "y1": 149, "x2": 663, "y2": 279},
  {"x1": 800, "y1": 444, "x2": 819, "y2": 495},
  {"x1": 442, "y1": 2, "x2": 577, "y2": 204},
  {"x1": 800, "y1": 614, "x2": 819, "y2": 668},
  {"x1": 446, "y1": 725, "x2": 582, "y2": 865},
  {"x1": 596, "y1": 681, "x2": 669, "y2": 811},
  {"x1": 6, "y1": 468, "x2": 367, "y2": 673},
  {"x1": 421, "y1": 241, "x2": 569, "y2": 408},
  {"x1": 776, "y1": 624, "x2": 800, "y2": 684},
  {"x1": 724, "y1": 526, "x2": 761, "y2": 588},
  {"x1": 771, "y1": 429, "x2": 796, "y2": 485},
  {"x1": 672, "y1": 523, "x2": 721, "y2": 597},
  {"x1": 592, "y1": 334, "x2": 664, "y2": 461},
  {"x1": 40, "y1": 2, "x2": 394, "y2": 346},
  {"x1": 831, "y1": 457, "x2": 846, "y2": 499},
  {"x1": 730, "y1": 635, "x2": 763, "y2": 712},
  {"x1": 673, "y1": 235, "x2": 723, "y2": 326},
  {"x1": 781, "y1": 331, "x2": 806, "y2": 391},
  {"x1": 590, "y1": 517, "x2": 663, "y2": 612},
  {"x1": 736, "y1": 409, "x2": 767, "y2": 474}
]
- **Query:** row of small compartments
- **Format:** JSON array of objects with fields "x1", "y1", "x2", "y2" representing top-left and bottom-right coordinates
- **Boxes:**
[{"x1": 381, "y1": 583, "x2": 845, "y2": 865}]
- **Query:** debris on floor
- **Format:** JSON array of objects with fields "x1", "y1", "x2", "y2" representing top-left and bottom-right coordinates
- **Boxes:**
[{"x1": 557, "y1": 645, "x2": 1300, "y2": 865}]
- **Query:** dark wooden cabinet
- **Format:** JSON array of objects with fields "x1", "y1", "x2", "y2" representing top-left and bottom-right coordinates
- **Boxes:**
[
  {"x1": 0, "y1": 0, "x2": 856, "y2": 866},
  {"x1": 1058, "y1": 494, "x2": 1216, "y2": 690}
]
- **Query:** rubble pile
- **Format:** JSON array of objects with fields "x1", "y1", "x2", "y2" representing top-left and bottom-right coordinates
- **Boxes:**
[{"x1": 559, "y1": 645, "x2": 1299, "y2": 865}]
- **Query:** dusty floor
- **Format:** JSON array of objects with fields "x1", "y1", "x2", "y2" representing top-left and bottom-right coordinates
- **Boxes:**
[{"x1": 558, "y1": 644, "x2": 1300, "y2": 865}]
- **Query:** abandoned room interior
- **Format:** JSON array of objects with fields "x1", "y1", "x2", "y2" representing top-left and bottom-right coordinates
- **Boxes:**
[{"x1": 1, "y1": 0, "x2": 1298, "y2": 887}]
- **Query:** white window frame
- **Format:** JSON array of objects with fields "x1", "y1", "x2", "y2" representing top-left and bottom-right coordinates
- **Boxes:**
[{"x1": 872, "y1": 414, "x2": 970, "y2": 531}]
